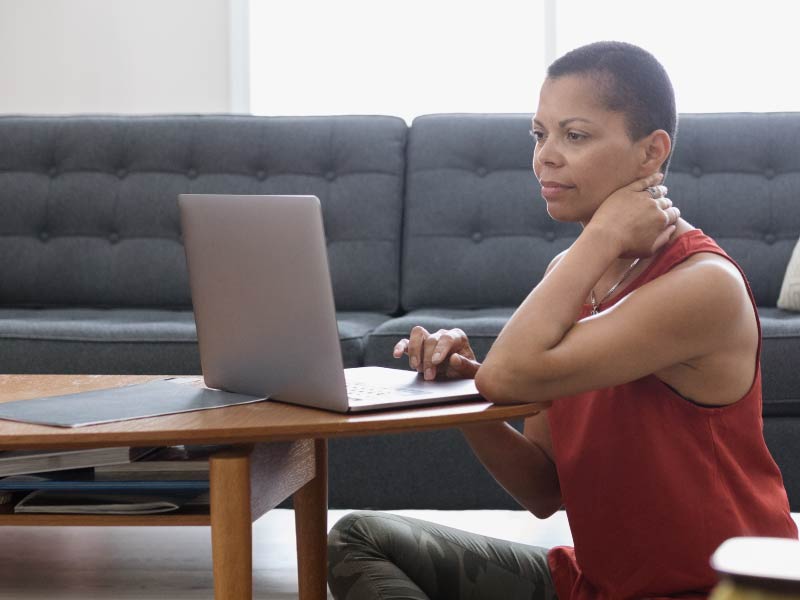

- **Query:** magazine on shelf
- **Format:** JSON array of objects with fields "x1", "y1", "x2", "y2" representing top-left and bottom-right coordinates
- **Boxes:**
[
  {"x1": 0, "y1": 445, "x2": 227, "y2": 515},
  {"x1": 14, "y1": 489, "x2": 206, "y2": 515},
  {"x1": 0, "y1": 446, "x2": 156, "y2": 477},
  {"x1": 92, "y1": 444, "x2": 227, "y2": 481},
  {"x1": 3, "y1": 465, "x2": 212, "y2": 515},
  {"x1": 0, "y1": 473, "x2": 209, "y2": 492}
]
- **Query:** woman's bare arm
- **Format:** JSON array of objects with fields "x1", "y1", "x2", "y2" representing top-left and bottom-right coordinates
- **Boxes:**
[
  {"x1": 475, "y1": 174, "x2": 749, "y2": 406},
  {"x1": 460, "y1": 412, "x2": 561, "y2": 518},
  {"x1": 392, "y1": 252, "x2": 566, "y2": 518}
]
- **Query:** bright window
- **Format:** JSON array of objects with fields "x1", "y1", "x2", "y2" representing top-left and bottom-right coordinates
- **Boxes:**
[
  {"x1": 248, "y1": 1, "x2": 800, "y2": 119},
  {"x1": 556, "y1": 0, "x2": 800, "y2": 113},
  {"x1": 249, "y1": 0, "x2": 545, "y2": 121}
]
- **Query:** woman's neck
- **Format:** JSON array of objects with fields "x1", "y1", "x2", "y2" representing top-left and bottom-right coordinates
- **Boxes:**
[{"x1": 591, "y1": 219, "x2": 693, "y2": 304}]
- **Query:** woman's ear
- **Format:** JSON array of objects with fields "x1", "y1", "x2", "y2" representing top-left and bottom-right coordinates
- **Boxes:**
[{"x1": 638, "y1": 129, "x2": 671, "y2": 174}]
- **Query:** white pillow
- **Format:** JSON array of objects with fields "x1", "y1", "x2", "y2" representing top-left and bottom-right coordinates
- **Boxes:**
[{"x1": 778, "y1": 237, "x2": 800, "y2": 311}]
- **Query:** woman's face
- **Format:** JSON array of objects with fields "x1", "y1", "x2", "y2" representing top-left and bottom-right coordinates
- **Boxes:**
[{"x1": 532, "y1": 74, "x2": 645, "y2": 224}]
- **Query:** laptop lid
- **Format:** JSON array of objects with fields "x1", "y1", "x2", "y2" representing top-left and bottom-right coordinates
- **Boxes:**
[{"x1": 179, "y1": 194, "x2": 350, "y2": 413}]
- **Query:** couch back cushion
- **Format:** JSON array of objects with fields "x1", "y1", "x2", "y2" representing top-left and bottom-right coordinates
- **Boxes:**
[
  {"x1": 402, "y1": 114, "x2": 580, "y2": 310},
  {"x1": 666, "y1": 113, "x2": 800, "y2": 307},
  {"x1": 402, "y1": 113, "x2": 800, "y2": 310},
  {"x1": 0, "y1": 115, "x2": 407, "y2": 312}
]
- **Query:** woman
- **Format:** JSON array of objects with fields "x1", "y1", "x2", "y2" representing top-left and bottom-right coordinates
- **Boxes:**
[{"x1": 328, "y1": 41, "x2": 797, "y2": 600}]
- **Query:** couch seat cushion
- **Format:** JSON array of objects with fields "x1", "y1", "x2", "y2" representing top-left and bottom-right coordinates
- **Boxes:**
[
  {"x1": 364, "y1": 308, "x2": 515, "y2": 368},
  {"x1": 759, "y1": 308, "x2": 800, "y2": 415},
  {"x1": 0, "y1": 308, "x2": 197, "y2": 342},
  {"x1": 335, "y1": 312, "x2": 394, "y2": 367},
  {"x1": 0, "y1": 308, "x2": 389, "y2": 374},
  {"x1": 0, "y1": 308, "x2": 198, "y2": 375}
]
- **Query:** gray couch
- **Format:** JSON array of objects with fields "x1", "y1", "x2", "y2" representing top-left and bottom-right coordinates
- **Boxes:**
[{"x1": 1, "y1": 113, "x2": 798, "y2": 511}]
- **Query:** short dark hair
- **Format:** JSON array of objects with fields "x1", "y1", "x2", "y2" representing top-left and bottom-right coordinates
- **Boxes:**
[{"x1": 547, "y1": 41, "x2": 677, "y2": 172}]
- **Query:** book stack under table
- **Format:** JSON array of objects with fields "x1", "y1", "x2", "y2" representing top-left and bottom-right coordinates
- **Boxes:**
[{"x1": 0, "y1": 445, "x2": 223, "y2": 515}]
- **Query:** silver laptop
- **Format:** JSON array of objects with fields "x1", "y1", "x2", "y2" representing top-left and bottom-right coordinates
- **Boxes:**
[{"x1": 178, "y1": 194, "x2": 481, "y2": 413}]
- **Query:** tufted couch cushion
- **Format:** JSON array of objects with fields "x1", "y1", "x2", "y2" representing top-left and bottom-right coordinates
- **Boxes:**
[
  {"x1": 665, "y1": 113, "x2": 800, "y2": 307},
  {"x1": 400, "y1": 113, "x2": 580, "y2": 310},
  {"x1": 0, "y1": 308, "x2": 385, "y2": 373},
  {"x1": 0, "y1": 115, "x2": 406, "y2": 373},
  {"x1": 0, "y1": 115, "x2": 407, "y2": 311}
]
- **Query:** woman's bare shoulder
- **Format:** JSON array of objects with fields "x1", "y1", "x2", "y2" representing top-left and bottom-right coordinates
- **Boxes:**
[
  {"x1": 671, "y1": 250, "x2": 747, "y2": 288},
  {"x1": 654, "y1": 251, "x2": 758, "y2": 405}
]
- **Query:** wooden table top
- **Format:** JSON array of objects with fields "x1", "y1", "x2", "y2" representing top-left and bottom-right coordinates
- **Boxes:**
[{"x1": 0, "y1": 375, "x2": 542, "y2": 450}]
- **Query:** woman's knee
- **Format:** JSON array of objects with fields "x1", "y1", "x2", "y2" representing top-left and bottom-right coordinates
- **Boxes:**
[
  {"x1": 328, "y1": 509, "x2": 386, "y2": 578},
  {"x1": 328, "y1": 510, "x2": 381, "y2": 550},
  {"x1": 328, "y1": 511, "x2": 399, "y2": 599}
]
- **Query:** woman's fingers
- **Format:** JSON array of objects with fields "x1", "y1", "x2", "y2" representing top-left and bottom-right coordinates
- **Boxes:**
[
  {"x1": 652, "y1": 224, "x2": 678, "y2": 253},
  {"x1": 428, "y1": 330, "x2": 472, "y2": 380},
  {"x1": 430, "y1": 329, "x2": 463, "y2": 366},
  {"x1": 422, "y1": 333, "x2": 442, "y2": 379},
  {"x1": 394, "y1": 328, "x2": 478, "y2": 380},
  {"x1": 396, "y1": 327, "x2": 449, "y2": 376},
  {"x1": 430, "y1": 336, "x2": 449, "y2": 365},
  {"x1": 423, "y1": 330, "x2": 462, "y2": 379},
  {"x1": 665, "y1": 205, "x2": 680, "y2": 225},
  {"x1": 443, "y1": 353, "x2": 480, "y2": 379},
  {"x1": 393, "y1": 339, "x2": 409, "y2": 359},
  {"x1": 594, "y1": 172, "x2": 678, "y2": 257},
  {"x1": 406, "y1": 326, "x2": 429, "y2": 371},
  {"x1": 632, "y1": 171, "x2": 664, "y2": 192}
]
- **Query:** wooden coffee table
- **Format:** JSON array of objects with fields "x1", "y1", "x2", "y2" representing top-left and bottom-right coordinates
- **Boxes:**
[{"x1": 0, "y1": 374, "x2": 543, "y2": 600}]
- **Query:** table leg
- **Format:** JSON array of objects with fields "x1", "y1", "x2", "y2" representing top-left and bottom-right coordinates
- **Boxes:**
[
  {"x1": 210, "y1": 448, "x2": 254, "y2": 600},
  {"x1": 293, "y1": 438, "x2": 328, "y2": 600}
]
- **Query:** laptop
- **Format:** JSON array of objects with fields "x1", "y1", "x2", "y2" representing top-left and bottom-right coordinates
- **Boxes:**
[{"x1": 178, "y1": 194, "x2": 482, "y2": 413}]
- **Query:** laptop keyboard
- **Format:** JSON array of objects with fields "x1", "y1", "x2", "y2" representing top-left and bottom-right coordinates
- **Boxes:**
[{"x1": 346, "y1": 382, "x2": 427, "y2": 403}]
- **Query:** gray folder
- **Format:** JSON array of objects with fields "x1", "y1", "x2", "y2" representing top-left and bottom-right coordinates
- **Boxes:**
[{"x1": 0, "y1": 378, "x2": 267, "y2": 428}]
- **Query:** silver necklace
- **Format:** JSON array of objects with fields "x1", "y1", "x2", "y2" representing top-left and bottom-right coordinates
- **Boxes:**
[{"x1": 590, "y1": 258, "x2": 640, "y2": 315}]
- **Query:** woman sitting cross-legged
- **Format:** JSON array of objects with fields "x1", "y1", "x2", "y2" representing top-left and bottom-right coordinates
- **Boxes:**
[{"x1": 327, "y1": 41, "x2": 798, "y2": 600}]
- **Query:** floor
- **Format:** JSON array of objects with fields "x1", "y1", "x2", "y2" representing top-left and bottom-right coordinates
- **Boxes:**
[
  {"x1": 0, "y1": 508, "x2": 574, "y2": 600},
  {"x1": 3, "y1": 509, "x2": 797, "y2": 599}
]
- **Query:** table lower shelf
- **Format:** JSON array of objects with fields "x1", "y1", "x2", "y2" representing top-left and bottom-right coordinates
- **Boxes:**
[{"x1": 0, "y1": 508, "x2": 211, "y2": 526}]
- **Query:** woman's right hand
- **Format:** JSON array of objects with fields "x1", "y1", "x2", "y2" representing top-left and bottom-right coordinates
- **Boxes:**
[
  {"x1": 589, "y1": 172, "x2": 679, "y2": 258},
  {"x1": 393, "y1": 326, "x2": 481, "y2": 381}
]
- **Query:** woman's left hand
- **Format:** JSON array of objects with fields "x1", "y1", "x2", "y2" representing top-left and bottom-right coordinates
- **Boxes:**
[{"x1": 588, "y1": 172, "x2": 680, "y2": 258}]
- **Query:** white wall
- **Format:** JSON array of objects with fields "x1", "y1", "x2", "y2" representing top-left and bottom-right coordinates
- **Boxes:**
[{"x1": 0, "y1": 0, "x2": 233, "y2": 114}]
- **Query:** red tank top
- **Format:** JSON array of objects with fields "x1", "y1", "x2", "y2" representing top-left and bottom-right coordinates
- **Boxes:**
[{"x1": 546, "y1": 229, "x2": 797, "y2": 600}]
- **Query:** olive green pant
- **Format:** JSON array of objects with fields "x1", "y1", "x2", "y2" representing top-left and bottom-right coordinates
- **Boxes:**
[{"x1": 328, "y1": 511, "x2": 557, "y2": 600}]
